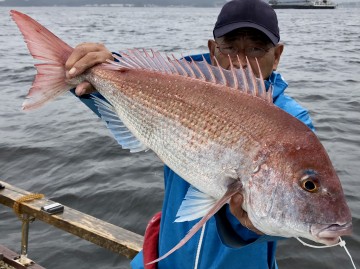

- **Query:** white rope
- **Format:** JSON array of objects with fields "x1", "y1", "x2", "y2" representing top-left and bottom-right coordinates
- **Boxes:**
[
  {"x1": 194, "y1": 223, "x2": 206, "y2": 269},
  {"x1": 296, "y1": 237, "x2": 357, "y2": 269}
]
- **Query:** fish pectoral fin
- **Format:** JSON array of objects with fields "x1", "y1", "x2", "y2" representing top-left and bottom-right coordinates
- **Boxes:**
[
  {"x1": 175, "y1": 185, "x2": 217, "y2": 222},
  {"x1": 147, "y1": 181, "x2": 243, "y2": 265},
  {"x1": 91, "y1": 95, "x2": 149, "y2": 153}
]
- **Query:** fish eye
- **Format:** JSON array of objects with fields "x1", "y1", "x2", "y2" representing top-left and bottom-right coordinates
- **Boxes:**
[{"x1": 299, "y1": 170, "x2": 320, "y2": 193}]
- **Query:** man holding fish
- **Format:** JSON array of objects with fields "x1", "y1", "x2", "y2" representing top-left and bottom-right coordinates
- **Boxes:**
[
  {"x1": 64, "y1": 0, "x2": 316, "y2": 268},
  {"x1": 12, "y1": 0, "x2": 352, "y2": 268}
]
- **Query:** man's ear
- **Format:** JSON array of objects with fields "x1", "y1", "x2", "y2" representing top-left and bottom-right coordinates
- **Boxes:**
[
  {"x1": 208, "y1": 39, "x2": 217, "y2": 66},
  {"x1": 273, "y1": 43, "x2": 284, "y2": 71}
]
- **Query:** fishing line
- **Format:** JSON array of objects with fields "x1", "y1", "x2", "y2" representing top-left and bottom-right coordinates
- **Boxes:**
[
  {"x1": 194, "y1": 222, "x2": 206, "y2": 269},
  {"x1": 296, "y1": 237, "x2": 357, "y2": 269}
]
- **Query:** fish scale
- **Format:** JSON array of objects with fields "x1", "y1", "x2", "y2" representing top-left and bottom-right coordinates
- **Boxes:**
[{"x1": 86, "y1": 67, "x2": 262, "y2": 198}]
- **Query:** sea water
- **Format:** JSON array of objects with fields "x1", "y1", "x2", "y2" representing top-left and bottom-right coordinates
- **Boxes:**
[{"x1": 0, "y1": 6, "x2": 359, "y2": 269}]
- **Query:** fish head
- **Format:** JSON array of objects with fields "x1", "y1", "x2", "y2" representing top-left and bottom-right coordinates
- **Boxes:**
[{"x1": 245, "y1": 130, "x2": 352, "y2": 245}]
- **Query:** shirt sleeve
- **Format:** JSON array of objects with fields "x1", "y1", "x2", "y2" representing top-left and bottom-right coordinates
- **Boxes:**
[{"x1": 274, "y1": 94, "x2": 315, "y2": 132}]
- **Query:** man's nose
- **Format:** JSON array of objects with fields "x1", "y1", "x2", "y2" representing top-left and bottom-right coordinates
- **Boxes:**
[{"x1": 230, "y1": 53, "x2": 247, "y2": 69}]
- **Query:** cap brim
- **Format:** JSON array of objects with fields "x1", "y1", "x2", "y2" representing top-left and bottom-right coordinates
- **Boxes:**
[{"x1": 213, "y1": 22, "x2": 279, "y2": 45}]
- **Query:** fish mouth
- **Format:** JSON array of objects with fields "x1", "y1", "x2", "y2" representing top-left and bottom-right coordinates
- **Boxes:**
[{"x1": 311, "y1": 222, "x2": 352, "y2": 245}]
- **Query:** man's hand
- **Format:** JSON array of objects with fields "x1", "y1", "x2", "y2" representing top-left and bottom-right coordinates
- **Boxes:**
[
  {"x1": 65, "y1": 43, "x2": 113, "y2": 96},
  {"x1": 229, "y1": 193, "x2": 263, "y2": 235}
]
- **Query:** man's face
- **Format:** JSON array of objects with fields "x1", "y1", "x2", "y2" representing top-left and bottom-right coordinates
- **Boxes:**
[{"x1": 208, "y1": 29, "x2": 284, "y2": 80}]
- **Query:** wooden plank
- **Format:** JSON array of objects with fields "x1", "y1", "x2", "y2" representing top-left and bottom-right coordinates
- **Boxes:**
[
  {"x1": 0, "y1": 245, "x2": 46, "y2": 269},
  {"x1": 0, "y1": 180, "x2": 143, "y2": 259}
]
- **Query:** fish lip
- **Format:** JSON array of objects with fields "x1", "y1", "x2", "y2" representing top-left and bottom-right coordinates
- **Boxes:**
[{"x1": 311, "y1": 222, "x2": 353, "y2": 245}]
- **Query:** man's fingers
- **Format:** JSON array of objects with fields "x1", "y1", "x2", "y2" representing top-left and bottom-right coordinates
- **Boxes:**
[
  {"x1": 65, "y1": 43, "x2": 113, "y2": 78},
  {"x1": 67, "y1": 51, "x2": 113, "y2": 77},
  {"x1": 75, "y1": 81, "x2": 95, "y2": 96},
  {"x1": 230, "y1": 193, "x2": 263, "y2": 235},
  {"x1": 230, "y1": 193, "x2": 244, "y2": 217},
  {"x1": 66, "y1": 43, "x2": 101, "y2": 69},
  {"x1": 66, "y1": 52, "x2": 104, "y2": 77}
]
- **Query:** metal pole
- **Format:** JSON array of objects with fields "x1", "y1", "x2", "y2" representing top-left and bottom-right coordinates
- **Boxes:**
[{"x1": 19, "y1": 214, "x2": 30, "y2": 264}]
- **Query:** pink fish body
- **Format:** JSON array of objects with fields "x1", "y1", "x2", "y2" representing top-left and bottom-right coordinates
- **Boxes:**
[{"x1": 11, "y1": 10, "x2": 352, "y2": 263}]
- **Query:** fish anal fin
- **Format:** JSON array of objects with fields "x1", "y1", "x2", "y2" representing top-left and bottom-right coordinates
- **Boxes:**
[{"x1": 91, "y1": 94, "x2": 149, "y2": 153}]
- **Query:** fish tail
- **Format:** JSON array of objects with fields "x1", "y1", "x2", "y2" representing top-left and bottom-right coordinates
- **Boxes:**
[{"x1": 10, "y1": 10, "x2": 74, "y2": 110}]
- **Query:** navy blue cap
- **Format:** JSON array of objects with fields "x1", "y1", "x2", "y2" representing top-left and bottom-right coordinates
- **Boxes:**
[{"x1": 213, "y1": 0, "x2": 280, "y2": 45}]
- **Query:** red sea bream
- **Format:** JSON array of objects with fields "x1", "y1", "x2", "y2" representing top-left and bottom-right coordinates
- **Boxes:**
[{"x1": 11, "y1": 10, "x2": 352, "y2": 262}]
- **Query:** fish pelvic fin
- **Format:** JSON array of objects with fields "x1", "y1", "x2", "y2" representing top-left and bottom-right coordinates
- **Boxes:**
[
  {"x1": 105, "y1": 49, "x2": 272, "y2": 103},
  {"x1": 10, "y1": 10, "x2": 74, "y2": 110},
  {"x1": 92, "y1": 95, "x2": 149, "y2": 153},
  {"x1": 147, "y1": 180, "x2": 243, "y2": 265}
]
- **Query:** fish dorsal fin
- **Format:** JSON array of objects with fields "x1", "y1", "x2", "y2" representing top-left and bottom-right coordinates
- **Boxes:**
[
  {"x1": 91, "y1": 95, "x2": 149, "y2": 153},
  {"x1": 106, "y1": 49, "x2": 273, "y2": 103}
]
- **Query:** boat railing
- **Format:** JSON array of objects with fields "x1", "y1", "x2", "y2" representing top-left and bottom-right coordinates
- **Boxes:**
[{"x1": 0, "y1": 180, "x2": 143, "y2": 268}]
